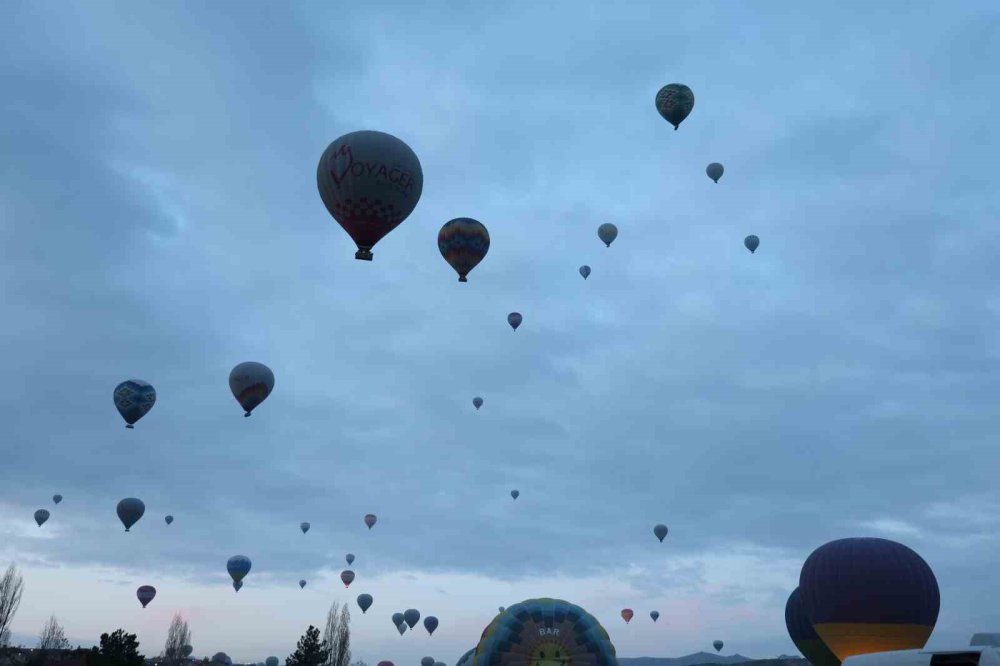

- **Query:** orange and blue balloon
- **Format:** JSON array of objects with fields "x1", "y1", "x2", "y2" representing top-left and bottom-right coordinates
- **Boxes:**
[{"x1": 438, "y1": 218, "x2": 490, "y2": 282}]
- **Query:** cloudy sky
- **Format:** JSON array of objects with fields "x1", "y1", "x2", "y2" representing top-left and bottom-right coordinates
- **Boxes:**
[{"x1": 2, "y1": 1, "x2": 999, "y2": 664}]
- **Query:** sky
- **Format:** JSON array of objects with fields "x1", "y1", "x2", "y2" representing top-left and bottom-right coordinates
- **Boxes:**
[{"x1": 1, "y1": 0, "x2": 999, "y2": 664}]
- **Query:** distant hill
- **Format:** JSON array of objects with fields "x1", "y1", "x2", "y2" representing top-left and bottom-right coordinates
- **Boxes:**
[{"x1": 620, "y1": 654, "x2": 808, "y2": 666}]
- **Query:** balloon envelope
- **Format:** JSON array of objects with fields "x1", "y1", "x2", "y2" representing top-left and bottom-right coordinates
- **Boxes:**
[
  {"x1": 365, "y1": 513, "x2": 377, "y2": 529},
  {"x1": 227, "y1": 555, "x2": 252, "y2": 583},
  {"x1": 621, "y1": 608, "x2": 633, "y2": 623},
  {"x1": 341, "y1": 570, "x2": 355, "y2": 587},
  {"x1": 422, "y1": 658, "x2": 435, "y2": 666},
  {"x1": 266, "y1": 658, "x2": 278, "y2": 666},
  {"x1": 392, "y1": 612, "x2": 404, "y2": 628},
  {"x1": 357, "y1": 593, "x2": 373, "y2": 613},
  {"x1": 164, "y1": 515, "x2": 173, "y2": 525},
  {"x1": 799, "y1": 537, "x2": 940, "y2": 661},
  {"x1": 473, "y1": 397, "x2": 483, "y2": 410},
  {"x1": 714, "y1": 641, "x2": 724, "y2": 652},
  {"x1": 377, "y1": 662, "x2": 394, "y2": 666},
  {"x1": 137, "y1": 585, "x2": 156, "y2": 608},
  {"x1": 113, "y1": 379, "x2": 156, "y2": 428},
  {"x1": 706, "y1": 163, "x2": 724, "y2": 183},
  {"x1": 507, "y1": 313, "x2": 522, "y2": 331},
  {"x1": 655, "y1": 84, "x2": 695, "y2": 130},
  {"x1": 598, "y1": 223, "x2": 618, "y2": 247},
  {"x1": 653, "y1": 524, "x2": 668, "y2": 542},
  {"x1": 438, "y1": 218, "x2": 490, "y2": 282},
  {"x1": 785, "y1": 587, "x2": 841, "y2": 666},
  {"x1": 404, "y1": 609, "x2": 421, "y2": 629},
  {"x1": 579, "y1": 265, "x2": 591, "y2": 279},
  {"x1": 397, "y1": 624, "x2": 407, "y2": 636},
  {"x1": 229, "y1": 362, "x2": 274, "y2": 417},
  {"x1": 650, "y1": 611, "x2": 659, "y2": 622},
  {"x1": 117, "y1": 498, "x2": 145, "y2": 531},
  {"x1": 300, "y1": 522, "x2": 310, "y2": 534},
  {"x1": 472, "y1": 598, "x2": 616, "y2": 666},
  {"x1": 52, "y1": 494, "x2": 62, "y2": 505},
  {"x1": 346, "y1": 553, "x2": 355, "y2": 565},
  {"x1": 34, "y1": 509, "x2": 49, "y2": 527},
  {"x1": 510, "y1": 490, "x2": 519, "y2": 500},
  {"x1": 744, "y1": 235, "x2": 760, "y2": 253},
  {"x1": 317, "y1": 130, "x2": 424, "y2": 261},
  {"x1": 299, "y1": 580, "x2": 307, "y2": 589},
  {"x1": 424, "y1": 616, "x2": 438, "y2": 635}
]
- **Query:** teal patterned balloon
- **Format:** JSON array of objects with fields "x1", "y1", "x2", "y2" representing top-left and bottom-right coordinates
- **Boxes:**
[
  {"x1": 655, "y1": 84, "x2": 695, "y2": 130},
  {"x1": 438, "y1": 218, "x2": 490, "y2": 282}
]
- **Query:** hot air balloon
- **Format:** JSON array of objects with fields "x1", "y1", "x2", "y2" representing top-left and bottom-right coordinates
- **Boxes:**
[
  {"x1": 317, "y1": 130, "x2": 424, "y2": 261},
  {"x1": 714, "y1": 641, "x2": 724, "y2": 653},
  {"x1": 300, "y1": 522, "x2": 310, "y2": 534},
  {"x1": 346, "y1": 553, "x2": 355, "y2": 565},
  {"x1": 507, "y1": 313, "x2": 522, "y2": 331},
  {"x1": 229, "y1": 362, "x2": 274, "y2": 417},
  {"x1": 579, "y1": 265, "x2": 591, "y2": 279},
  {"x1": 117, "y1": 498, "x2": 145, "y2": 531},
  {"x1": 365, "y1": 513, "x2": 377, "y2": 529},
  {"x1": 377, "y1": 662, "x2": 394, "y2": 666},
  {"x1": 621, "y1": 609, "x2": 634, "y2": 624},
  {"x1": 473, "y1": 598, "x2": 617, "y2": 666},
  {"x1": 438, "y1": 218, "x2": 490, "y2": 282},
  {"x1": 34, "y1": 509, "x2": 49, "y2": 527},
  {"x1": 113, "y1": 379, "x2": 156, "y2": 429},
  {"x1": 182, "y1": 646, "x2": 194, "y2": 659},
  {"x1": 265, "y1": 658, "x2": 278, "y2": 666},
  {"x1": 392, "y1": 612, "x2": 405, "y2": 628},
  {"x1": 598, "y1": 223, "x2": 618, "y2": 247},
  {"x1": 785, "y1": 587, "x2": 841, "y2": 666},
  {"x1": 498, "y1": 607, "x2": 505, "y2": 613},
  {"x1": 473, "y1": 397, "x2": 483, "y2": 410},
  {"x1": 212, "y1": 653, "x2": 230, "y2": 665},
  {"x1": 397, "y1": 624, "x2": 407, "y2": 636},
  {"x1": 424, "y1": 616, "x2": 438, "y2": 636},
  {"x1": 655, "y1": 84, "x2": 695, "y2": 130},
  {"x1": 422, "y1": 658, "x2": 435, "y2": 666},
  {"x1": 510, "y1": 490, "x2": 519, "y2": 500},
  {"x1": 357, "y1": 593, "x2": 373, "y2": 613},
  {"x1": 706, "y1": 163, "x2": 724, "y2": 183},
  {"x1": 341, "y1": 570, "x2": 355, "y2": 587},
  {"x1": 799, "y1": 537, "x2": 940, "y2": 661},
  {"x1": 653, "y1": 524, "x2": 668, "y2": 542},
  {"x1": 137, "y1": 585, "x2": 156, "y2": 608},
  {"x1": 650, "y1": 611, "x2": 660, "y2": 622},
  {"x1": 744, "y1": 235, "x2": 759, "y2": 253},
  {"x1": 52, "y1": 494, "x2": 62, "y2": 505},
  {"x1": 404, "y1": 609, "x2": 421, "y2": 629},
  {"x1": 299, "y1": 580, "x2": 307, "y2": 589},
  {"x1": 227, "y1": 555, "x2": 252, "y2": 591}
]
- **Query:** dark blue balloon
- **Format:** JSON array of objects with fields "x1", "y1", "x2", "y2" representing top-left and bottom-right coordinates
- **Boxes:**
[{"x1": 114, "y1": 380, "x2": 156, "y2": 428}]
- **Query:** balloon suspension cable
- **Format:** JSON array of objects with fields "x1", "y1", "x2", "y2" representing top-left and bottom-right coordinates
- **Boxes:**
[
  {"x1": 126, "y1": 424, "x2": 134, "y2": 429},
  {"x1": 355, "y1": 248, "x2": 374, "y2": 261}
]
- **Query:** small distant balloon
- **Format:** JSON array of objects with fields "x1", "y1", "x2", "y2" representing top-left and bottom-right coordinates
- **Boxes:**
[
  {"x1": 579, "y1": 265, "x2": 591, "y2": 280},
  {"x1": 300, "y1": 522, "x2": 310, "y2": 534},
  {"x1": 654, "y1": 524, "x2": 668, "y2": 542},
  {"x1": 52, "y1": 494, "x2": 62, "y2": 505},
  {"x1": 117, "y1": 498, "x2": 146, "y2": 532},
  {"x1": 510, "y1": 489, "x2": 519, "y2": 500},
  {"x1": 650, "y1": 611, "x2": 660, "y2": 622},
  {"x1": 227, "y1": 555, "x2": 252, "y2": 588},
  {"x1": 365, "y1": 513, "x2": 377, "y2": 529},
  {"x1": 598, "y1": 223, "x2": 618, "y2": 247},
  {"x1": 392, "y1": 612, "x2": 404, "y2": 628},
  {"x1": 498, "y1": 606, "x2": 505, "y2": 613},
  {"x1": 507, "y1": 312, "x2": 522, "y2": 331},
  {"x1": 299, "y1": 580, "x2": 307, "y2": 589},
  {"x1": 34, "y1": 509, "x2": 49, "y2": 527},
  {"x1": 183, "y1": 647, "x2": 194, "y2": 659},
  {"x1": 229, "y1": 362, "x2": 274, "y2": 417},
  {"x1": 655, "y1": 84, "x2": 695, "y2": 130},
  {"x1": 378, "y1": 662, "x2": 394, "y2": 666},
  {"x1": 341, "y1": 570, "x2": 355, "y2": 587},
  {"x1": 137, "y1": 585, "x2": 156, "y2": 608},
  {"x1": 744, "y1": 235, "x2": 760, "y2": 253},
  {"x1": 165, "y1": 515, "x2": 174, "y2": 525},
  {"x1": 438, "y1": 218, "x2": 490, "y2": 282},
  {"x1": 265, "y1": 658, "x2": 277, "y2": 666},
  {"x1": 706, "y1": 163, "x2": 724, "y2": 183},
  {"x1": 424, "y1": 616, "x2": 438, "y2": 635},
  {"x1": 473, "y1": 396, "x2": 483, "y2": 410},
  {"x1": 714, "y1": 641, "x2": 724, "y2": 653},
  {"x1": 114, "y1": 380, "x2": 156, "y2": 429},
  {"x1": 357, "y1": 593, "x2": 373, "y2": 613},
  {"x1": 404, "y1": 609, "x2": 421, "y2": 629},
  {"x1": 346, "y1": 553, "x2": 355, "y2": 565},
  {"x1": 422, "y1": 658, "x2": 435, "y2": 666},
  {"x1": 621, "y1": 608, "x2": 634, "y2": 624},
  {"x1": 397, "y1": 623, "x2": 407, "y2": 636}
]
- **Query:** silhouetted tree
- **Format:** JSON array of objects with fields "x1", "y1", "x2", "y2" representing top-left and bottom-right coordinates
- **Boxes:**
[
  {"x1": 38, "y1": 614, "x2": 70, "y2": 650},
  {"x1": 286, "y1": 625, "x2": 328, "y2": 666},
  {"x1": 89, "y1": 629, "x2": 144, "y2": 666},
  {"x1": 322, "y1": 603, "x2": 350, "y2": 666},
  {"x1": 163, "y1": 613, "x2": 191, "y2": 664},
  {"x1": 0, "y1": 564, "x2": 24, "y2": 646}
]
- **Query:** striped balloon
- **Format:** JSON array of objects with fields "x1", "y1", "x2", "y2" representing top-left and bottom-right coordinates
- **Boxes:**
[{"x1": 438, "y1": 218, "x2": 490, "y2": 282}]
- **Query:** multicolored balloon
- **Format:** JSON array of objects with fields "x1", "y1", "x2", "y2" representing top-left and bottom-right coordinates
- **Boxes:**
[
  {"x1": 357, "y1": 593, "x2": 373, "y2": 613},
  {"x1": 317, "y1": 130, "x2": 424, "y2": 261},
  {"x1": 785, "y1": 587, "x2": 841, "y2": 666},
  {"x1": 799, "y1": 537, "x2": 940, "y2": 661},
  {"x1": 424, "y1": 616, "x2": 438, "y2": 636},
  {"x1": 113, "y1": 380, "x2": 156, "y2": 429},
  {"x1": 507, "y1": 313, "x2": 522, "y2": 331},
  {"x1": 229, "y1": 362, "x2": 274, "y2": 417},
  {"x1": 117, "y1": 498, "x2": 145, "y2": 532},
  {"x1": 621, "y1": 608, "x2": 634, "y2": 624},
  {"x1": 655, "y1": 84, "x2": 695, "y2": 130},
  {"x1": 34, "y1": 509, "x2": 49, "y2": 527},
  {"x1": 579, "y1": 265, "x2": 591, "y2": 279},
  {"x1": 706, "y1": 163, "x2": 724, "y2": 183},
  {"x1": 653, "y1": 524, "x2": 668, "y2": 542},
  {"x1": 744, "y1": 235, "x2": 759, "y2": 253},
  {"x1": 365, "y1": 513, "x2": 377, "y2": 529},
  {"x1": 341, "y1": 570, "x2": 355, "y2": 587},
  {"x1": 137, "y1": 585, "x2": 156, "y2": 608},
  {"x1": 598, "y1": 223, "x2": 618, "y2": 247},
  {"x1": 438, "y1": 218, "x2": 490, "y2": 282},
  {"x1": 473, "y1": 396, "x2": 483, "y2": 410}
]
